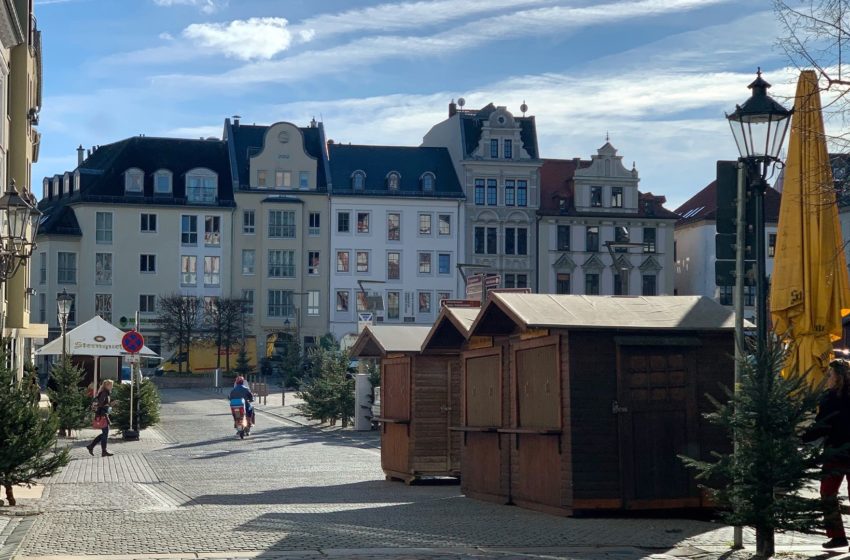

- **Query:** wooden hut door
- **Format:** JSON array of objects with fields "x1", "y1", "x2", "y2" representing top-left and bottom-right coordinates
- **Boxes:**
[
  {"x1": 616, "y1": 347, "x2": 699, "y2": 507},
  {"x1": 382, "y1": 356, "x2": 412, "y2": 475}
]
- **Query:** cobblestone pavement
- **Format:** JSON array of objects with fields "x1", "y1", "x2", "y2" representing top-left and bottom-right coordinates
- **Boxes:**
[{"x1": 0, "y1": 389, "x2": 840, "y2": 559}]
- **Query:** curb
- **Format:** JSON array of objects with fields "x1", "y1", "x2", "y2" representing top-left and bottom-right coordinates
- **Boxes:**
[{"x1": 0, "y1": 516, "x2": 35, "y2": 560}]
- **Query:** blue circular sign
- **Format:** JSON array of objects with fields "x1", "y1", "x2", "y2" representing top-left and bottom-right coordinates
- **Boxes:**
[{"x1": 122, "y1": 330, "x2": 144, "y2": 354}]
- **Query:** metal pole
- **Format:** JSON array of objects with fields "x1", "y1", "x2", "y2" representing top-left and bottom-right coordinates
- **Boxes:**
[
  {"x1": 754, "y1": 175, "x2": 768, "y2": 358},
  {"x1": 732, "y1": 160, "x2": 746, "y2": 550}
]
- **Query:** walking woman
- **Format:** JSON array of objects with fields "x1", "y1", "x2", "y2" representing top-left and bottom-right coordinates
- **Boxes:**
[
  {"x1": 803, "y1": 359, "x2": 850, "y2": 549},
  {"x1": 86, "y1": 379, "x2": 114, "y2": 457}
]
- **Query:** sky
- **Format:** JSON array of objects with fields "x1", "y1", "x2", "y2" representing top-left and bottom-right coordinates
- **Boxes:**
[{"x1": 32, "y1": 0, "x2": 801, "y2": 210}]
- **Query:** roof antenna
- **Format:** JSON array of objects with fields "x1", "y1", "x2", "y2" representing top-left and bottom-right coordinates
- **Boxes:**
[{"x1": 605, "y1": 131, "x2": 610, "y2": 143}]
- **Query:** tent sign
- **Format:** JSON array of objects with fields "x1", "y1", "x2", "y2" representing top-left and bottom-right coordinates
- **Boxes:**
[{"x1": 121, "y1": 330, "x2": 145, "y2": 354}]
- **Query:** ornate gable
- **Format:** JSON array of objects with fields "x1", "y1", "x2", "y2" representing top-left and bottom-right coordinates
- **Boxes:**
[
  {"x1": 553, "y1": 253, "x2": 577, "y2": 271},
  {"x1": 639, "y1": 255, "x2": 662, "y2": 272},
  {"x1": 613, "y1": 254, "x2": 633, "y2": 271},
  {"x1": 582, "y1": 254, "x2": 605, "y2": 271}
]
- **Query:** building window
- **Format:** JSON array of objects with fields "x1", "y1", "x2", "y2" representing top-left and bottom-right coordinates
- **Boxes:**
[
  {"x1": 356, "y1": 292, "x2": 368, "y2": 313},
  {"x1": 419, "y1": 214, "x2": 432, "y2": 235},
  {"x1": 141, "y1": 213, "x2": 157, "y2": 232},
  {"x1": 490, "y1": 138, "x2": 499, "y2": 158},
  {"x1": 387, "y1": 213, "x2": 400, "y2": 241},
  {"x1": 768, "y1": 233, "x2": 777, "y2": 257},
  {"x1": 337, "y1": 251, "x2": 350, "y2": 273},
  {"x1": 154, "y1": 171, "x2": 172, "y2": 194},
  {"x1": 517, "y1": 180, "x2": 527, "y2": 207},
  {"x1": 299, "y1": 171, "x2": 309, "y2": 189},
  {"x1": 504, "y1": 273, "x2": 528, "y2": 289},
  {"x1": 585, "y1": 273, "x2": 600, "y2": 295},
  {"x1": 139, "y1": 294, "x2": 156, "y2": 314},
  {"x1": 357, "y1": 212, "x2": 370, "y2": 233},
  {"x1": 277, "y1": 171, "x2": 292, "y2": 188},
  {"x1": 336, "y1": 290, "x2": 349, "y2": 312},
  {"x1": 337, "y1": 211, "x2": 350, "y2": 233},
  {"x1": 643, "y1": 227, "x2": 657, "y2": 253},
  {"x1": 269, "y1": 210, "x2": 296, "y2": 238},
  {"x1": 387, "y1": 252, "x2": 400, "y2": 280},
  {"x1": 419, "y1": 291, "x2": 432, "y2": 313},
  {"x1": 557, "y1": 225, "x2": 570, "y2": 251},
  {"x1": 125, "y1": 168, "x2": 143, "y2": 194},
  {"x1": 96, "y1": 212, "x2": 112, "y2": 244},
  {"x1": 352, "y1": 171, "x2": 365, "y2": 190},
  {"x1": 614, "y1": 271, "x2": 629, "y2": 295},
  {"x1": 356, "y1": 251, "x2": 369, "y2": 273},
  {"x1": 474, "y1": 178, "x2": 485, "y2": 205},
  {"x1": 422, "y1": 173, "x2": 434, "y2": 192},
  {"x1": 307, "y1": 290, "x2": 320, "y2": 316},
  {"x1": 586, "y1": 226, "x2": 599, "y2": 252},
  {"x1": 181, "y1": 256, "x2": 197, "y2": 286},
  {"x1": 505, "y1": 227, "x2": 527, "y2": 255},
  {"x1": 39, "y1": 293, "x2": 45, "y2": 323},
  {"x1": 505, "y1": 179, "x2": 515, "y2": 206},
  {"x1": 241, "y1": 289, "x2": 254, "y2": 314},
  {"x1": 556, "y1": 273, "x2": 571, "y2": 294},
  {"x1": 243, "y1": 210, "x2": 255, "y2": 234},
  {"x1": 437, "y1": 291, "x2": 452, "y2": 306},
  {"x1": 642, "y1": 274, "x2": 657, "y2": 296},
  {"x1": 308, "y1": 251, "x2": 320, "y2": 275},
  {"x1": 487, "y1": 179, "x2": 497, "y2": 205},
  {"x1": 242, "y1": 250, "x2": 255, "y2": 275},
  {"x1": 439, "y1": 214, "x2": 451, "y2": 236},
  {"x1": 309, "y1": 212, "x2": 320, "y2": 236},
  {"x1": 258, "y1": 170, "x2": 267, "y2": 188},
  {"x1": 611, "y1": 187, "x2": 623, "y2": 208},
  {"x1": 268, "y1": 250, "x2": 296, "y2": 278},
  {"x1": 186, "y1": 170, "x2": 217, "y2": 203},
  {"x1": 204, "y1": 257, "x2": 221, "y2": 287},
  {"x1": 268, "y1": 290, "x2": 294, "y2": 318},
  {"x1": 387, "y1": 291, "x2": 400, "y2": 319},
  {"x1": 39, "y1": 252, "x2": 46, "y2": 284},
  {"x1": 419, "y1": 252, "x2": 432, "y2": 274},
  {"x1": 744, "y1": 285, "x2": 756, "y2": 306},
  {"x1": 438, "y1": 253, "x2": 451, "y2": 274},
  {"x1": 474, "y1": 226, "x2": 498, "y2": 254},
  {"x1": 387, "y1": 171, "x2": 400, "y2": 190},
  {"x1": 182, "y1": 215, "x2": 198, "y2": 245},
  {"x1": 95, "y1": 294, "x2": 112, "y2": 323},
  {"x1": 504, "y1": 139, "x2": 512, "y2": 159},
  {"x1": 614, "y1": 226, "x2": 630, "y2": 251},
  {"x1": 95, "y1": 253, "x2": 112, "y2": 285},
  {"x1": 140, "y1": 254, "x2": 156, "y2": 273},
  {"x1": 204, "y1": 216, "x2": 221, "y2": 246},
  {"x1": 591, "y1": 186, "x2": 602, "y2": 207},
  {"x1": 718, "y1": 285, "x2": 733, "y2": 306}
]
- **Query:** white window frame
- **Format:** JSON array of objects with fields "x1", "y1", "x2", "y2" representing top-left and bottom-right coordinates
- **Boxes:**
[
  {"x1": 141, "y1": 213, "x2": 157, "y2": 233},
  {"x1": 140, "y1": 254, "x2": 156, "y2": 274},
  {"x1": 95, "y1": 212, "x2": 112, "y2": 244},
  {"x1": 154, "y1": 170, "x2": 172, "y2": 195},
  {"x1": 181, "y1": 255, "x2": 197, "y2": 286},
  {"x1": 242, "y1": 249, "x2": 255, "y2": 275},
  {"x1": 243, "y1": 210, "x2": 255, "y2": 234},
  {"x1": 203, "y1": 256, "x2": 220, "y2": 287},
  {"x1": 185, "y1": 168, "x2": 218, "y2": 204},
  {"x1": 124, "y1": 168, "x2": 143, "y2": 194}
]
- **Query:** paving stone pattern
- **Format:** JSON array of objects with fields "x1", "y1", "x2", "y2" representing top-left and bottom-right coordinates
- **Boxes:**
[{"x1": 0, "y1": 388, "x2": 837, "y2": 559}]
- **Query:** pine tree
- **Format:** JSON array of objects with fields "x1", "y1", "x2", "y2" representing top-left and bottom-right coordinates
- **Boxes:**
[
  {"x1": 297, "y1": 343, "x2": 354, "y2": 426},
  {"x1": 0, "y1": 351, "x2": 69, "y2": 506},
  {"x1": 111, "y1": 379, "x2": 161, "y2": 433},
  {"x1": 681, "y1": 335, "x2": 824, "y2": 557},
  {"x1": 46, "y1": 356, "x2": 89, "y2": 436}
]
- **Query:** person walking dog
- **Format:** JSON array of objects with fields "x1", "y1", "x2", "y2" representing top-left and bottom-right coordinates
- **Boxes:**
[{"x1": 86, "y1": 379, "x2": 114, "y2": 457}]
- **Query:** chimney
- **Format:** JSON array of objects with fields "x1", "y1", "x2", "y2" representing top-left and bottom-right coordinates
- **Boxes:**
[
  {"x1": 77, "y1": 144, "x2": 85, "y2": 165},
  {"x1": 232, "y1": 114, "x2": 241, "y2": 127},
  {"x1": 448, "y1": 99, "x2": 457, "y2": 117},
  {"x1": 87, "y1": 149, "x2": 91, "y2": 158}
]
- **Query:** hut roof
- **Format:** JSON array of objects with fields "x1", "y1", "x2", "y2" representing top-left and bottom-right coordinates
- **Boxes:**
[
  {"x1": 350, "y1": 325, "x2": 432, "y2": 357},
  {"x1": 470, "y1": 294, "x2": 738, "y2": 336},
  {"x1": 421, "y1": 306, "x2": 482, "y2": 352}
]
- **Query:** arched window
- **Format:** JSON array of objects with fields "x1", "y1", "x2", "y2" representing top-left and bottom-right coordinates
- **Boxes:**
[
  {"x1": 124, "y1": 168, "x2": 144, "y2": 195},
  {"x1": 154, "y1": 169, "x2": 172, "y2": 195},
  {"x1": 352, "y1": 170, "x2": 365, "y2": 191},
  {"x1": 63, "y1": 172, "x2": 71, "y2": 195},
  {"x1": 73, "y1": 171, "x2": 80, "y2": 193},
  {"x1": 421, "y1": 172, "x2": 435, "y2": 192},
  {"x1": 387, "y1": 171, "x2": 400, "y2": 191},
  {"x1": 185, "y1": 168, "x2": 218, "y2": 204}
]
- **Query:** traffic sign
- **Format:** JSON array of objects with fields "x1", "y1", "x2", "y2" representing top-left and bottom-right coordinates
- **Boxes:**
[{"x1": 121, "y1": 330, "x2": 144, "y2": 354}]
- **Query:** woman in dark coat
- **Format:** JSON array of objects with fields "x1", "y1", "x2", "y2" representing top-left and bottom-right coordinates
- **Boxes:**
[
  {"x1": 86, "y1": 379, "x2": 114, "y2": 457},
  {"x1": 803, "y1": 359, "x2": 850, "y2": 549}
]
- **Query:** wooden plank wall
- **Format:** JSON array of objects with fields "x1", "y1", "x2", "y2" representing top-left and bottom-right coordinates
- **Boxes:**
[
  {"x1": 410, "y1": 355, "x2": 451, "y2": 474},
  {"x1": 693, "y1": 333, "x2": 734, "y2": 463}
]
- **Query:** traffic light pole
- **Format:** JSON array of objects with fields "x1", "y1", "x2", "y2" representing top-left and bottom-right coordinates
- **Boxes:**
[
  {"x1": 732, "y1": 161, "x2": 745, "y2": 550},
  {"x1": 748, "y1": 161, "x2": 769, "y2": 358}
]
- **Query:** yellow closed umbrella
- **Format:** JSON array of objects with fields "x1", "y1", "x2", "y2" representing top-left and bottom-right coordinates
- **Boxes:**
[{"x1": 771, "y1": 69, "x2": 850, "y2": 386}]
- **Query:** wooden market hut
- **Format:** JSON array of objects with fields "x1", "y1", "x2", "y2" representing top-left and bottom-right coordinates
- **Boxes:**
[
  {"x1": 458, "y1": 293, "x2": 736, "y2": 516},
  {"x1": 351, "y1": 322, "x2": 466, "y2": 484}
]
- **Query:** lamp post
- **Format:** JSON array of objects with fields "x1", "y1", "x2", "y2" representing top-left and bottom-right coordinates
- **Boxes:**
[
  {"x1": 56, "y1": 288, "x2": 72, "y2": 362},
  {"x1": 726, "y1": 69, "x2": 793, "y2": 356}
]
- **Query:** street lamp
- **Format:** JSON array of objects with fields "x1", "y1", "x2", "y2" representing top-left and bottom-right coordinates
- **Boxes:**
[
  {"x1": 0, "y1": 180, "x2": 41, "y2": 280},
  {"x1": 56, "y1": 288, "x2": 72, "y2": 362},
  {"x1": 726, "y1": 69, "x2": 793, "y2": 355}
]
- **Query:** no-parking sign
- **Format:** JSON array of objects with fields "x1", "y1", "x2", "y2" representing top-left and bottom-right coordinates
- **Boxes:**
[{"x1": 121, "y1": 330, "x2": 144, "y2": 354}]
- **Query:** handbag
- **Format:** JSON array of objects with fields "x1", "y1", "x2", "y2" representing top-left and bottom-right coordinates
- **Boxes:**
[{"x1": 92, "y1": 415, "x2": 108, "y2": 430}]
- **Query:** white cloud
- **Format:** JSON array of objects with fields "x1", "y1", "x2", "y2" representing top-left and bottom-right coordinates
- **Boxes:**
[
  {"x1": 152, "y1": 0, "x2": 226, "y2": 14},
  {"x1": 182, "y1": 17, "x2": 293, "y2": 61}
]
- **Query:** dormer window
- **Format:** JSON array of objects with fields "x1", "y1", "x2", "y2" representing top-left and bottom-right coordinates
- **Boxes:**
[
  {"x1": 387, "y1": 171, "x2": 400, "y2": 191},
  {"x1": 352, "y1": 170, "x2": 365, "y2": 191},
  {"x1": 154, "y1": 170, "x2": 172, "y2": 195},
  {"x1": 421, "y1": 172, "x2": 435, "y2": 193},
  {"x1": 125, "y1": 168, "x2": 144, "y2": 195},
  {"x1": 186, "y1": 168, "x2": 217, "y2": 204},
  {"x1": 63, "y1": 172, "x2": 70, "y2": 195},
  {"x1": 73, "y1": 171, "x2": 80, "y2": 193},
  {"x1": 42, "y1": 178, "x2": 48, "y2": 200}
]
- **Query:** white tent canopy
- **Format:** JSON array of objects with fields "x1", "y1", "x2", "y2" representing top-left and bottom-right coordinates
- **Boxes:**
[{"x1": 36, "y1": 315, "x2": 158, "y2": 357}]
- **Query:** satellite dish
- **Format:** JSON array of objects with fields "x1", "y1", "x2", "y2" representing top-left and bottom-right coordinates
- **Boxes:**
[
  {"x1": 520, "y1": 100, "x2": 528, "y2": 116},
  {"x1": 458, "y1": 97, "x2": 466, "y2": 108}
]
